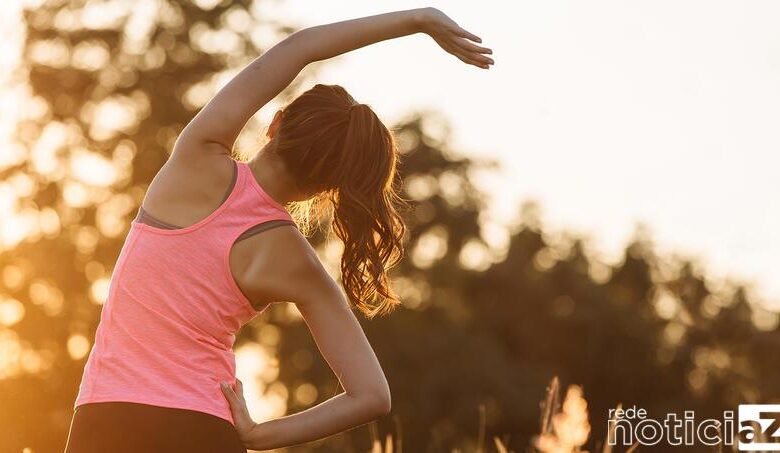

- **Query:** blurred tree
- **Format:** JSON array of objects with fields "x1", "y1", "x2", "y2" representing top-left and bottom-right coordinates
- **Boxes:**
[
  {"x1": 0, "y1": 1, "x2": 302, "y2": 451},
  {"x1": 265, "y1": 112, "x2": 780, "y2": 452}
]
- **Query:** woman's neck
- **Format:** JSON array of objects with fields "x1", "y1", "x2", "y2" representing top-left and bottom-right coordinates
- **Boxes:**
[{"x1": 247, "y1": 145, "x2": 302, "y2": 205}]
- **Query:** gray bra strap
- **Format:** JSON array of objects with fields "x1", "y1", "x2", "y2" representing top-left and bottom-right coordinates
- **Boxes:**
[{"x1": 134, "y1": 161, "x2": 296, "y2": 241}]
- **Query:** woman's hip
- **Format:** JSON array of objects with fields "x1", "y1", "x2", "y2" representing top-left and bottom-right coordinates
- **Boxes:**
[{"x1": 64, "y1": 401, "x2": 246, "y2": 453}]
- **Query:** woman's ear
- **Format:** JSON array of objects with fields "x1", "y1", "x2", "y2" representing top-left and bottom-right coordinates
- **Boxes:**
[{"x1": 267, "y1": 109, "x2": 284, "y2": 139}]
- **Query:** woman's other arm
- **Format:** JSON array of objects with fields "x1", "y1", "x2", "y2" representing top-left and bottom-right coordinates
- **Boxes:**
[{"x1": 221, "y1": 226, "x2": 392, "y2": 450}]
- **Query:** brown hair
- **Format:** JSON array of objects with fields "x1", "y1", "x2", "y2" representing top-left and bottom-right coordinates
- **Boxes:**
[{"x1": 272, "y1": 84, "x2": 406, "y2": 317}]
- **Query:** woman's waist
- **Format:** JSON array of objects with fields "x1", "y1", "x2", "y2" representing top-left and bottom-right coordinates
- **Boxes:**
[
  {"x1": 74, "y1": 390, "x2": 236, "y2": 427},
  {"x1": 104, "y1": 282, "x2": 242, "y2": 351},
  {"x1": 74, "y1": 400, "x2": 233, "y2": 427},
  {"x1": 77, "y1": 350, "x2": 237, "y2": 420},
  {"x1": 88, "y1": 335, "x2": 237, "y2": 383}
]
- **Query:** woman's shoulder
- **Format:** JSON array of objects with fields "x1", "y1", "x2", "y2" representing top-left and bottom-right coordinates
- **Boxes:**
[
  {"x1": 140, "y1": 150, "x2": 237, "y2": 228},
  {"x1": 243, "y1": 224, "x2": 337, "y2": 304}
]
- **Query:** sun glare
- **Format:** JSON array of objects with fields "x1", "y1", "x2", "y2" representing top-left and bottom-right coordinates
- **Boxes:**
[{"x1": 235, "y1": 343, "x2": 287, "y2": 422}]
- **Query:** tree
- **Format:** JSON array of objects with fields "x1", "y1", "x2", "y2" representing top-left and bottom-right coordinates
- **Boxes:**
[
  {"x1": 268, "y1": 114, "x2": 778, "y2": 452},
  {"x1": 1, "y1": 1, "x2": 301, "y2": 451}
]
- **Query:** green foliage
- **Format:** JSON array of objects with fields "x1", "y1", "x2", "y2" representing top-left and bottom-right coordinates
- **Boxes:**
[{"x1": 265, "y1": 116, "x2": 776, "y2": 452}]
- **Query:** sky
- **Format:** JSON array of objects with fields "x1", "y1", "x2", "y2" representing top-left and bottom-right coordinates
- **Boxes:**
[{"x1": 257, "y1": 0, "x2": 780, "y2": 309}]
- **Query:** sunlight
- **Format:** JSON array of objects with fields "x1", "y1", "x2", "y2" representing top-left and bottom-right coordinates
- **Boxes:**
[
  {"x1": 38, "y1": 207, "x2": 61, "y2": 237},
  {"x1": 411, "y1": 225, "x2": 448, "y2": 268},
  {"x1": 62, "y1": 181, "x2": 91, "y2": 208},
  {"x1": 29, "y1": 38, "x2": 70, "y2": 67},
  {"x1": 73, "y1": 225, "x2": 100, "y2": 255},
  {"x1": 1, "y1": 265, "x2": 25, "y2": 291},
  {"x1": 293, "y1": 383, "x2": 318, "y2": 406},
  {"x1": 123, "y1": 0, "x2": 159, "y2": 54},
  {"x1": 67, "y1": 334, "x2": 90, "y2": 360},
  {"x1": 31, "y1": 122, "x2": 68, "y2": 176},
  {"x1": 88, "y1": 96, "x2": 144, "y2": 140},
  {"x1": 533, "y1": 248, "x2": 557, "y2": 272},
  {"x1": 96, "y1": 193, "x2": 135, "y2": 238},
  {"x1": 89, "y1": 278, "x2": 110, "y2": 305},
  {"x1": 391, "y1": 275, "x2": 431, "y2": 309},
  {"x1": 190, "y1": 23, "x2": 241, "y2": 54},
  {"x1": 0, "y1": 2, "x2": 23, "y2": 73},
  {"x1": 0, "y1": 0, "x2": 26, "y2": 171},
  {"x1": 71, "y1": 40, "x2": 111, "y2": 71},
  {"x1": 458, "y1": 239, "x2": 492, "y2": 271},
  {"x1": 653, "y1": 288, "x2": 681, "y2": 320},
  {"x1": 80, "y1": 1, "x2": 129, "y2": 30},
  {"x1": 0, "y1": 298, "x2": 25, "y2": 327},
  {"x1": 192, "y1": 0, "x2": 222, "y2": 11},
  {"x1": 21, "y1": 349, "x2": 50, "y2": 375},
  {"x1": 28, "y1": 278, "x2": 64, "y2": 317},
  {"x1": 70, "y1": 149, "x2": 118, "y2": 187},
  {"x1": 0, "y1": 329, "x2": 23, "y2": 379},
  {"x1": 0, "y1": 183, "x2": 16, "y2": 216},
  {"x1": 0, "y1": 210, "x2": 36, "y2": 250},
  {"x1": 404, "y1": 174, "x2": 437, "y2": 201},
  {"x1": 235, "y1": 343, "x2": 287, "y2": 422}
]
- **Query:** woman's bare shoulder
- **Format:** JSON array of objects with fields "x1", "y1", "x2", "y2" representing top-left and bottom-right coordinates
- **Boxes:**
[
  {"x1": 161, "y1": 145, "x2": 235, "y2": 194},
  {"x1": 245, "y1": 225, "x2": 339, "y2": 305},
  {"x1": 141, "y1": 150, "x2": 235, "y2": 226}
]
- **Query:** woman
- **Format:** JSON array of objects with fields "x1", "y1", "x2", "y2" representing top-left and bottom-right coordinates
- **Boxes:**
[{"x1": 65, "y1": 7, "x2": 493, "y2": 452}]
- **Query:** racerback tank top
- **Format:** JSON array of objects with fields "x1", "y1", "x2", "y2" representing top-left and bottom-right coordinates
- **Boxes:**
[{"x1": 74, "y1": 160, "x2": 296, "y2": 425}]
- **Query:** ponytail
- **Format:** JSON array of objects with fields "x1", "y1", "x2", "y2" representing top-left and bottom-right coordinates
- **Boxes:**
[
  {"x1": 274, "y1": 84, "x2": 407, "y2": 317},
  {"x1": 331, "y1": 104, "x2": 406, "y2": 317}
]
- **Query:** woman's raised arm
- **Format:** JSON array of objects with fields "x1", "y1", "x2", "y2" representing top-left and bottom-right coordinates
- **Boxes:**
[{"x1": 173, "y1": 7, "x2": 493, "y2": 157}]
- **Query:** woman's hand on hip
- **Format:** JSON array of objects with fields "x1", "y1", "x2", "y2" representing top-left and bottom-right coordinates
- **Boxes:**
[
  {"x1": 220, "y1": 379, "x2": 258, "y2": 445},
  {"x1": 418, "y1": 7, "x2": 494, "y2": 69}
]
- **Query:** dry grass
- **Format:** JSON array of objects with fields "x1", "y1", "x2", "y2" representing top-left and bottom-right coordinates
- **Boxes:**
[
  {"x1": 367, "y1": 376, "x2": 641, "y2": 453},
  {"x1": 365, "y1": 375, "x2": 763, "y2": 452}
]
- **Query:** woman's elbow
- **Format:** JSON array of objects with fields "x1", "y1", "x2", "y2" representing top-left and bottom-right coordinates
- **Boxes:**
[
  {"x1": 359, "y1": 388, "x2": 392, "y2": 418},
  {"x1": 373, "y1": 389, "x2": 392, "y2": 416}
]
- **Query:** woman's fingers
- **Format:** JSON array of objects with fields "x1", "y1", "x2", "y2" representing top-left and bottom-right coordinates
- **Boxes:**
[
  {"x1": 463, "y1": 56, "x2": 491, "y2": 69},
  {"x1": 450, "y1": 26, "x2": 482, "y2": 43},
  {"x1": 447, "y1": 35, "x2": 493, "y2": 65},
  {"x1": 432, "y1": 31, "x2": 493, "y2": 69},
  {"x1": 444, "y1": 42, "x2": 492, "y2": 68},
  {"x1": 220, "y1": 382, "x2": 236, "y2": 403},
  {"x1": 221, "y1": 381, "x2": 257, "y2": 441},
  {"x1": 442, "y1": 33, "x2": 493, "y2": 68},
  {"x1": 451, "y1": 48, "x2": 490, "y2": 69},
  {"x1": 455, "y1": 48, "x2": 494, "y2": 66},
  {"x1": 220, "y1": 381, "x2": 243, "y2": 410},
  {"x1": 236, "y1": 379, "x2": 244, "y2": 397},
  {"x1": 451, "y1": 37, "x2": 492, "y2": 57},
  {"x1": 457, "y1": 52, "x2": 490, "y2": 69}
]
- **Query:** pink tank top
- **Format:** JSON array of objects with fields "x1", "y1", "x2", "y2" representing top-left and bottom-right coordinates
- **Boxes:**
[{"x1": 74, "y1": 160, "x2": 295, "y2": 425}]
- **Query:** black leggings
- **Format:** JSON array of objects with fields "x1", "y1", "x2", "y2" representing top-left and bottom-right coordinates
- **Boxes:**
[{"x1": 64, "y1": 402, "x2": 247, "y2": 453}]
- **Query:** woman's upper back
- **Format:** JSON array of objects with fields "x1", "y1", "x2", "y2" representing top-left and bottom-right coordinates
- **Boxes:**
[{"x1": 74, "y1": 153, "x2": 323, "y2": 424}]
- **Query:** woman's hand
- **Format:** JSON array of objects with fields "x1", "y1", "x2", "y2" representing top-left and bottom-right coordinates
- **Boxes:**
[
  {"x1": 220, "y1": 379, "x2": 258, "y2": 445},
  {"x1": 417, "y1": 7, "x2": 494, "y2": 69}
]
